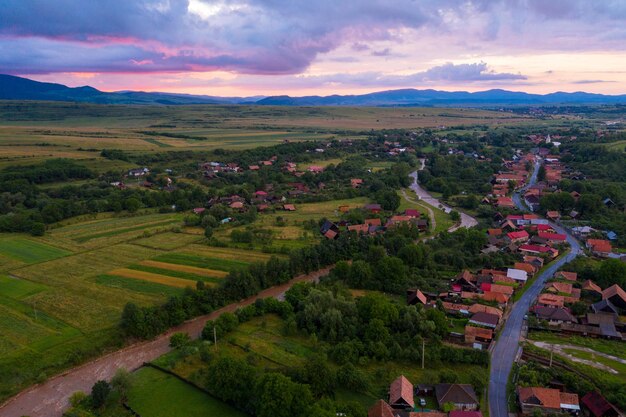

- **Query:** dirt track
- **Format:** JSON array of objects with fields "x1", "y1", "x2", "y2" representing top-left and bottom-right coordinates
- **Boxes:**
[{"x1": 0, "y1": 266, "x2": 332, "y2": 417}]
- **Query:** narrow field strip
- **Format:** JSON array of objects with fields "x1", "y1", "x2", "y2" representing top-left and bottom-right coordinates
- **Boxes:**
[
  {"x1": 180, "y1": 245, "x2": 276, "y2": 262},
  {"x1": 138, "y1": 260, "x2": 229, "y2": 278},
  {"x1": 151, "y1": 253, "x2": 249, "y2": 272},
  {"x1": 95, "y1": 275, "x2": 184, "y2": 297},
  {"x1": 108, "y1": 268, "x2": 201, "y2": 289},
  {"x1": 128, "y1": 265, "x2": 224, "y2": 284},
  {"x1": 74, "y1": 219, "x2": 180, "y2": 243}
]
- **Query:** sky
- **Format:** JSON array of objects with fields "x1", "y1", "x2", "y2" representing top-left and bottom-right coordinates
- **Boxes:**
[{"x1": 1, "y1": 0, "x2": 626, "y2": 97}]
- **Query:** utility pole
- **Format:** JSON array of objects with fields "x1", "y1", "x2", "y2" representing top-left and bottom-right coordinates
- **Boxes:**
[
  {"x1": 213, "y1": 326, "x2": 217, "y2": 350},
  {"x1": 422, "y1": 339, "x2": 425, "y2": 369},
  {"x1": 549, "y1": 345, "x2": 553, "y2": 367}
]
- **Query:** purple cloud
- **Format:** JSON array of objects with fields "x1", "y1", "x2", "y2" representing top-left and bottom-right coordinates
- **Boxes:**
[{"x1": 0, "y1": 0, "x2": 625, "y2": 76}]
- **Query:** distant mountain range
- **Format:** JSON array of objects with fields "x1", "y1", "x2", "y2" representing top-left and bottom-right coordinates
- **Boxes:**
[{"x1": 2, "y1": 74, "x2": 626, "y2": 107}]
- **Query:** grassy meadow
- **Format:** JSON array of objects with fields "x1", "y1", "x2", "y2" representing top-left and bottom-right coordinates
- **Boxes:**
[
  {"x1": 0, "y1": 101, "x2": 535, "y2": 171},
  {"x1": 128, "y1": 366, "x2": 248, "y2": 417}
]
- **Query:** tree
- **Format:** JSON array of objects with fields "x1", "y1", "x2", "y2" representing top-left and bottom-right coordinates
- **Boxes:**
[
  {"x1": 124, "y1": 197, "x2": 141, "y2": 213},
  {"x1": 375, "y1": 189, "x2": 401, "y2": 211},
  {"x1": 169, "y1": 332, "x2": 191, "y2": 348},
  {"x1": 207, "y1": 357, "x2": 257, "y2": 412},
  {"x1": 30, "y1": 222, "x2": 45, "y2": 236},
  {"x1": 204, "y1": 226, "x2": 214, "y2": 239},
  {"x1": 90, "y1": 380, "x2": 111, "y2": 409},
  {"x1": 110, "y1": 369, "x2": 132, "y2": 402},
  {"x1": 450, "y1": 210, "x2": 461, "y2": 222},
  {"x1": 254, "y1": 372, "x2": 313, "y2": 417},
  {"x1": 570, "y1": 302, "x2": 588, "y2": 317}
]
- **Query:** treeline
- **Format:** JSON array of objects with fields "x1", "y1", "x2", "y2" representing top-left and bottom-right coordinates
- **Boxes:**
[
  {"x1": 119, "y1": 234, "x2": 367, "y2": 339},
  {"x1": 0, "y1": 158, "x2": 94, "y2": 187},
  {"x1": 330, "y1": 227, "x2": 516, "y2": 294}
]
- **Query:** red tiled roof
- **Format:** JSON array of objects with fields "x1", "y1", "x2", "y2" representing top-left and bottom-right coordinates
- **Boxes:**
[
  {"x1": 556, "y1": 271, "x2": 577, "y2": 281},
  {"x1": 468, "y1": 304, "x2": 503, "y2": 318},
  {"x1": 539, "y1": 232, "x2": 567, "y2": 241},
  {"x1": 507, "y1": 230, "x2": 529, "y2": 240},
  {"x1": 602, "y1": 284, "x2": 626, "y2": 303},
  {"x1": 389, "y1": 375, "x2": 415, "y2": 408},
  {"x1": 368, "y1": 400, "x2": 394, "y2": 417},
  {"x1": 587, "y1": 239, "x2": 612, "y2": 253},
  {"x1": 581, "y1": 391, "x2": 617, "y2": 417},
  {"x1": 519, "y1": 244, "x2": 551, "y2": 253}
]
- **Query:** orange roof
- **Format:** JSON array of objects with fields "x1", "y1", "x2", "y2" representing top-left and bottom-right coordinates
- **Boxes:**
[
  {"x1": 389, "y1": 375, "x2": 414, "y2": 408},
  {"x1": 546, "y1": 282, "x2": 573, "y2": 295},
  {"x1": 537, "y1": 293, "x2": 565, "y2": 308},
  {"x1": 556, "y1": 271, "x2": 577, "y2": 281},
  {"x1": 483, "y1": 291, "x2": 510, "y2": 303},
  {"x1": 514, "y1": 263, "x2": 536, "y2": 274},
  {"x1": 368, "y1": 400, "x2": 394, "y2": 417},
  {"x1": 587, "y1": 239, "x2": 612, "y2": 253},
  {"x1": 465, "y1": 325, "x2": 493, "y2": 341},
  {"x1": 602, "y1": 284, "x2": 626, "y2": 303},
  {"x1": 490, "y1": 284, "x2": 514, "y2": 296},
  {"x1": 468, "y1": 304, "x2": 503, "y2": 319},
  {"x1": 366, "y1": 218, "x2": 382, "y2": 226},
  {"x1": 518, "y1": 387, "x2": 562, "y2": 410},
  {"x1": 581, "y1": 280, "x2": 602, "y2": 294},
  {"x1": 488, "y1": 228, "x2": 503, "y2": 236}
]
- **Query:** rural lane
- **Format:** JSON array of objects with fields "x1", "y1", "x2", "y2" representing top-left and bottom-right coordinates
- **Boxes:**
[
  {"x1": 488, "y1": 159, "x2": 582, "y2": 417},
  {"x1": 0, "y1": 266, "x2": 333, "y2": 417},
  {"x1": 409, "y1": 159, "x2": 478, "y2": 230}
]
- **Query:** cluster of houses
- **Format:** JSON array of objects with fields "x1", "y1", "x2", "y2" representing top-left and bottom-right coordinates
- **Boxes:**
[
  {"x1": 486, "y1": 152, "x2": 534, "y2": 208},
  {"x1": 407, "y1": 259, "x2": 542, "y2": 349},
  {"x1": 368, "y1": 375, "x2": 480, "y2": 417},
  {"x1": 516, "y1": 386, "x2": 623, "y2": 417},
  {"x1": 320, "y1": 207, "x2": 428, "y2": 240},
  {"x1": 202, "y1": 190, "x2": 300, "y2": 214},
  {"x1": 483, "y1": 214, "x2": 567, "y2": 259},
  {"x1": 529, "y1": 270, "x2": 626, "y2": 340}
]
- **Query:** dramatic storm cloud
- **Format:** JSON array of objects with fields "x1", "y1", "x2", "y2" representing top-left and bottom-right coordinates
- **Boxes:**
[{"x1": 1, "y1": 0, "x2": 625, "y2": 94}]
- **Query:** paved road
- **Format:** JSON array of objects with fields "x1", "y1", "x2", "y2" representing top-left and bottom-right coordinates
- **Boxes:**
[
  {"x1": 409, "y1": 160, "x2": 478, "y2": 230},
  {"x1": 488, "y1": 159, "x2": 582, "y2": 417},
  {"x1": 0, "y1": 267, "x2": 332, "y2": 417}
]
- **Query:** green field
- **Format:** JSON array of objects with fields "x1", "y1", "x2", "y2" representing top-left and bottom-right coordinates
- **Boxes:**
[
  {"x1": 128, "y1": 366, "x2": 248, "y2": 417},
  {"x1": 0, "y1": 237, "x2": 71, "y2": 264}
]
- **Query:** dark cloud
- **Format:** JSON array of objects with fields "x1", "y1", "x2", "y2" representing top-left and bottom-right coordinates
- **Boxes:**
[{"x1": 0, "y1": 0, "x2": 624, "y2": 75}]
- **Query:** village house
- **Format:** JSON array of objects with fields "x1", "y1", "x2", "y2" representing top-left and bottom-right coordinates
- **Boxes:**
[
  {"x1": 464, "y1": 325, "x2": 493, "y2": 345},
  {"x1": 128, "y1": 167, "x2": 150, "y2": 177},
  {"x1": 586, "y1": 239, "x2": 613, "y2": 257},
  {"x1": 602, "y1": 284, "x2": 626, "y2": 310},
  {"x1": 555, "y1": 271, "x2": 577, "y2": 281},
  {"x1": 434, "y1": 384, "x2": 479, "y2": 411},
  {"x1": 407, "y1": 289, "x2": 428, "y2": 306},
  {"x1": 537, "y1": 293, "x2": 565, "y2": 308},
  {"x1": 581, "y1": 391, "x2": 621, "y2": 417},
  {"x1": 468, "y1": 312, "x2": 499, "y2": 328},
  {"x1": 532, "y1": 306, "x2": 577, "y2": 324},
  {"x1": 517, "y1": 387, "x2": 580, "y2": 416},
  {"x1": 389, "y1": 375, "x2": 415, "y2": 410}
]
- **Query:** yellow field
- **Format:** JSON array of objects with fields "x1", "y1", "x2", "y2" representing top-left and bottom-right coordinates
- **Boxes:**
[
  {"x1": 138, "y1": 260, "x2": 229, "y2": 278},
  {"x1": 109, "y1": 268, "x2": 200, "y2": 289}
]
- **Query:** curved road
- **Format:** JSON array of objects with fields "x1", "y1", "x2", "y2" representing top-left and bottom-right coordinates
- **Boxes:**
[
  {"x1": 488, "y1": 160, "x2": 582, "y2": 417},
  {"x1": 0, "y1": 267, "x2": 332, "y2": 417},
  {"x1": 409, "y1": 159, "x2": 478, "y2": 230}
]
